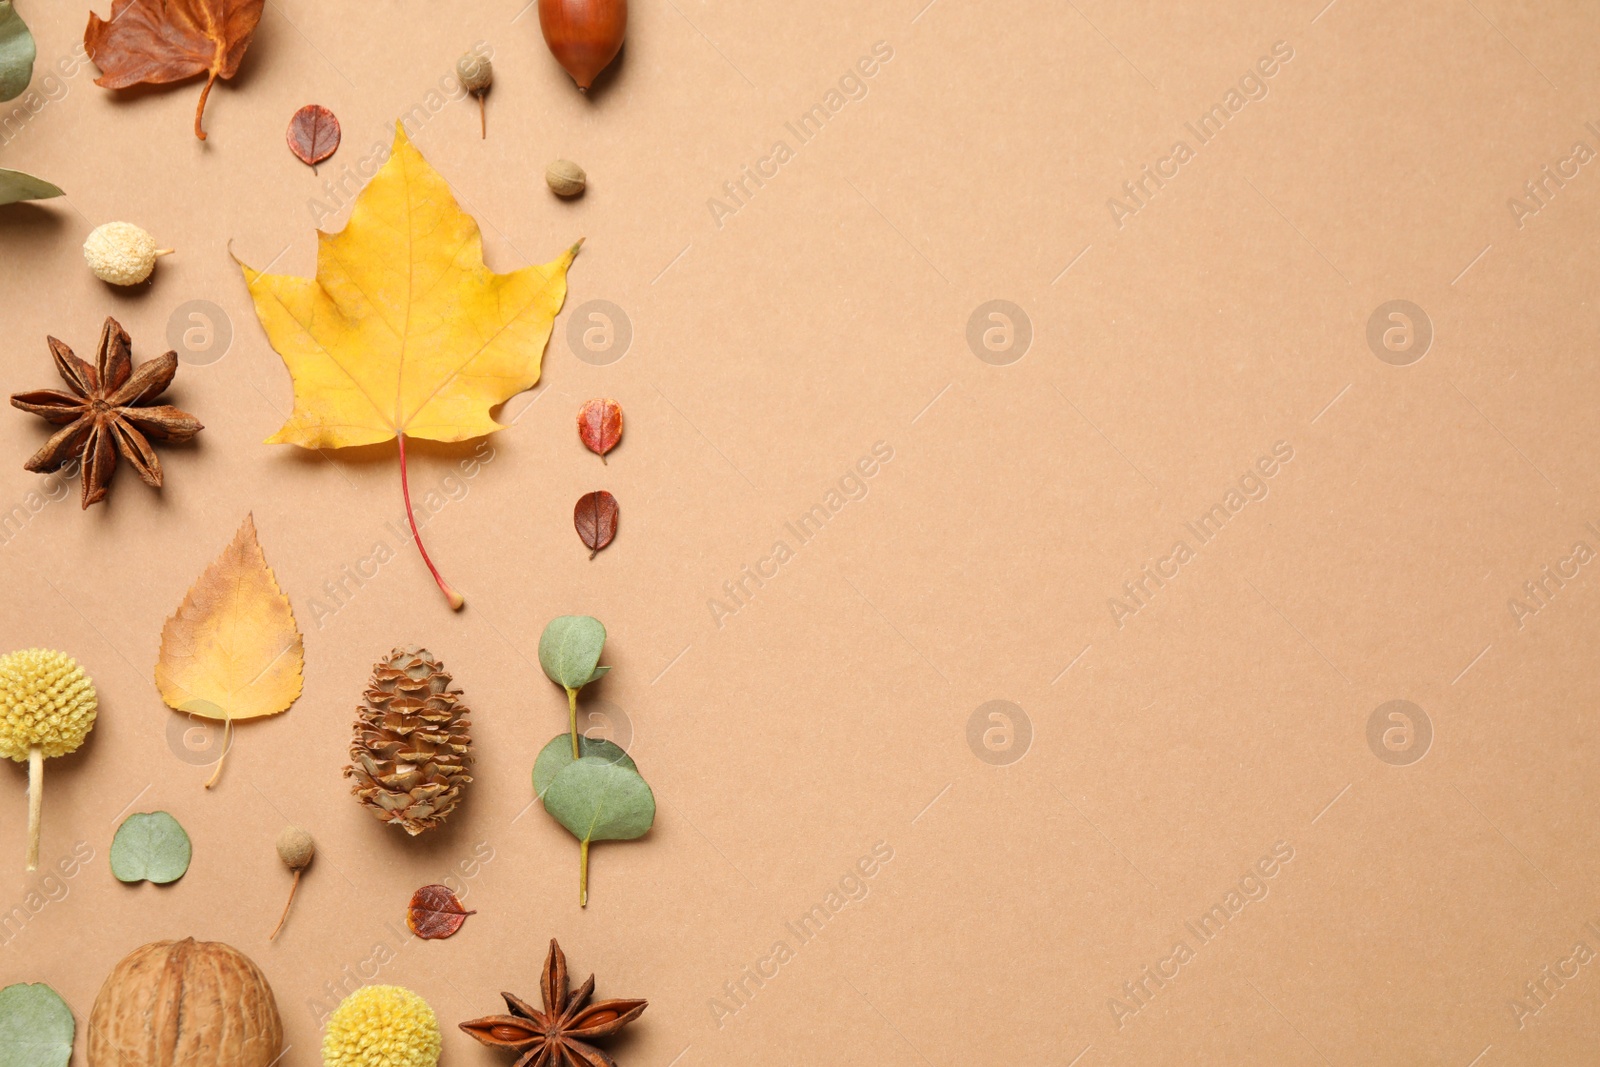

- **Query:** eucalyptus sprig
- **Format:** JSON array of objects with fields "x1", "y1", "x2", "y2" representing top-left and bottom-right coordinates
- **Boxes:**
[
  {"x1": 538, "y1": 615, "x2": 611, "y2": 758},
  {"x1": 0, "y1": 4, "x2": 64, "y2": 209},
  {"x1": 0, "y1": 1, "x2": 36, "y2": 103},
  {"x1": 536, "y1": 615, "x2": 654, "y2": 907}
]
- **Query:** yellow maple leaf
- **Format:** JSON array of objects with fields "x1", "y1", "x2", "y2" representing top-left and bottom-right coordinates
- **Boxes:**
[
  {"x1": 236, "y1": 123, "x2": 579, "y2": 608},
  {"x1": 155, "y1": 514, "x2": 304, "y2": 789}
]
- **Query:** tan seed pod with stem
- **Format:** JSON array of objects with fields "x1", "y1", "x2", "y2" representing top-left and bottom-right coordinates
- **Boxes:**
[
  {"x1": 269, "y1": 826, "x2": 314, "y2": 940},
  {"x1": 457, "y1": 53, "x2": 492, "y2": 138}
]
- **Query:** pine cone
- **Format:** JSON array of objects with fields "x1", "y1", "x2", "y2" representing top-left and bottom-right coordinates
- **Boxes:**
[{"x1": 344, "y1": 646, "x2": 473, "y2": 836}]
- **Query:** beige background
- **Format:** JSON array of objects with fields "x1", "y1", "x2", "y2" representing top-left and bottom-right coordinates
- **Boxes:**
[{"x1": 1, "y1": 0, "x2": 1598, "y2": 1063}]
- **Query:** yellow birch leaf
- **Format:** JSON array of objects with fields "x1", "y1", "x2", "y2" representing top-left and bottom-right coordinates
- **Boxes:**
[
  {"x1": 234, "y1": 123, "x2": 579, "y2": 610},
  {"x1": 155, "y1": 514, "x2": 304, "y2": 788}
]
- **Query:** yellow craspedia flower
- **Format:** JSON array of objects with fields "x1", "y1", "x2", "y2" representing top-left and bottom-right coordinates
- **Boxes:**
[
  {"x1": 323, "y1": 986, "x2": 441, "y2": 1067},
  {"x1": 0, "y1": 648, "x2": 97, "y2": 759}
]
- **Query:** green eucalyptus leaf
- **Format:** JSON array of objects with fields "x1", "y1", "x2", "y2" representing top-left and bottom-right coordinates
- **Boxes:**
[
  {"x1": 0, "y1": 982, "x2": 73, "y2": 1067},
  {"x1": 110, "y1": 811, "x2": 191, "y2": 884},
  {"x1": 586, "y1": 664, "x2": 610, "y2": 684},
  {"x1": 543, "y1": 756, "x2": 655, "y2": 844},
  {"x1": 0, "y1": 2, "x2": 34, "y2": 104},
  {"x1": 0, "y1": 169, "x2": 61, "y2": 207},
  {"x1": 533, "y1": 733, "x2": 635, "y2": 799},
  {"x1": 538, "y1": 615, "x2": 608, "y2": 691}
]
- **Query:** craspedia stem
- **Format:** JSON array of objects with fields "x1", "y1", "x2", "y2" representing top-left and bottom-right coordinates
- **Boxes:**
[{"x1": 25, "y1": 746, "x2": 41, "y2": 871}]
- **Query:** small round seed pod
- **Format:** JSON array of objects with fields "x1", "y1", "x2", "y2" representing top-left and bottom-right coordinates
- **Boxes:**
[
  {"x1": 456, "y1": 53, "x2": 492, "y2": 93},
  {"x1": 546, "y1": 159, "x2": 586, "y2": 198},
  {"x1": 269, "y1": 827, "x2": 315, "y2": 940},
  {"x1": 83, "y1": 222, "x2": 172, "y2": 286},
  {"x1": 276, "y1": 826, "x2": 314, "y2": 870},
  {"x1": 457, "y1": 53, "x2": 492, "y2": 138}
]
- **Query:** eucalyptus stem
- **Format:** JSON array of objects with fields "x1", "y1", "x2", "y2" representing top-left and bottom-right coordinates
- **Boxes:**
[
  {"x1": 579, "y1": 839, "x2": 589, "y2": 908},
  {"x1": 568, "y1": 687, "x2": 580, "y2": 759}
]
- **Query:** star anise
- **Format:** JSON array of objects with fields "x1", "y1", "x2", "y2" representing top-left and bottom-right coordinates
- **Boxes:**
[
  {"x1": 460, "y1": 939, "x2": 647, "y2": 1067},
  {"x1": 9, "y1": 317, "x2": 203, "y2": 508}
]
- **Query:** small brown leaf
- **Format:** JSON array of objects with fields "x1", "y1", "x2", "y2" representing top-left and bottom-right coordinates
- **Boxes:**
[
  {"x1": 574, "y1": 490, "x2": 618, "y2": 558},
  {"x1": 287, "y1": 105, "x2": 340, "y2": 168},
  {"x1": 407, "y1": 883, "x2": 476, "y2": 940},
  {"x1": 84, "y1": 0, "x2": 266, "y2": 140},
  {"x1": 577, "y1": 398, "x2": 622, "y2": 463}
]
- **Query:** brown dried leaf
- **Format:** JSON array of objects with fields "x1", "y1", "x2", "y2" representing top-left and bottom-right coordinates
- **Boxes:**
[
  {"x1": 406, "y1": 883, "x2": 476, "y2": 940},
  {"x1": 286, "y1": 104, "x2": 340, "y2": 167},
  {"x1": 574, "y1": 490, "x2": 618, "y2": 559},
  {"x1": 577, "y1": 397, "x2": 622, "y2": 463},
  {"x1": 84, "y1": 0, "x2": 266, "y2": 140}
]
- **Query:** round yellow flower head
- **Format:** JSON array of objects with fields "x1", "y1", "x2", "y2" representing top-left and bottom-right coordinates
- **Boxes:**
[
  {"x1": 0, "y1": 648, "x2": 97, "y2": 760},
  {"x1": 323, "y1": 986, "x2": 440, "y2": 1067}
]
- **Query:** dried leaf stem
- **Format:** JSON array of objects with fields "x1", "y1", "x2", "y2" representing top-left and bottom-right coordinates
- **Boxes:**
[
  {"x1": 203, "y1": 713, "x2": 233, "y2": 789},
  {"x1": 397, "y1": 434, "x2": 465, "y2": 610},
  {"x1": 195, "y1": 70, "x2": 217, "y2": 140}
]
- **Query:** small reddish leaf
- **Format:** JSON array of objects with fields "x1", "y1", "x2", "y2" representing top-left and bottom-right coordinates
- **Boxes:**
[
  {"x1": 287, "y1": 104, "x2": 340, "y2": 167},
  {"x1": 574, "y1": 490, "x2": 618, "y2": 558},
  {"x1": 407, "y1": 883, "x2": 476, "y2": 940},
  {"x1": 577, "y1": 398, "x2": 622, "y2": 463}
]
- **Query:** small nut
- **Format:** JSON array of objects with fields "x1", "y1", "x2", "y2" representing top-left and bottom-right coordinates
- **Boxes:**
[{"x1": 545, "y1": 159, "x2": 586, "y2": 198}]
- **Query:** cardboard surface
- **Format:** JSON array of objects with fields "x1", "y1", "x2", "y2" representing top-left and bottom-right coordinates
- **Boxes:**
[{"x1": 1, "y1": 0, "x2": 1597, "y2": 1063}]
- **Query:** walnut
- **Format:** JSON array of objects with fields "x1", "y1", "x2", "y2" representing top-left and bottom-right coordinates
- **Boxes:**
[{"x1": 88, "y1": 938, "x2": 284, "y2": 1067}]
